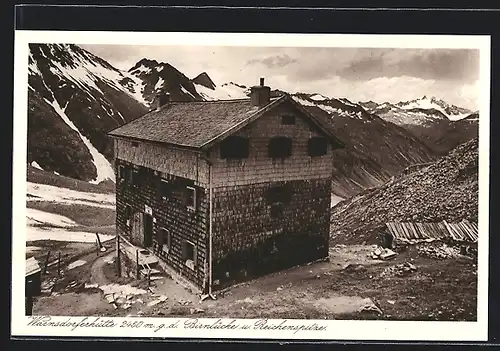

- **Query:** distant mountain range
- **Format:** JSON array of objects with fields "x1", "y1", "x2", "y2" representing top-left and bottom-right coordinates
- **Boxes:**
[
  {"x1": 26, "y1": 43, "x2": 479, "y2": 199},
  {"x1": 359, "y1": 97, "x2": 478, "y2": 155}
]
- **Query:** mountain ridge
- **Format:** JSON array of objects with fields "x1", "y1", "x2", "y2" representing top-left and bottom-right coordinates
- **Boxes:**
[{"x1": 26, "y1": 44, "x2": 478, "y2": 201}]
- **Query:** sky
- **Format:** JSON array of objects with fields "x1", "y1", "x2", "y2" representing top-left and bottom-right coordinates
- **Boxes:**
[{"x1": 81, "y1": 45, "x2": 480, "y2": 110}]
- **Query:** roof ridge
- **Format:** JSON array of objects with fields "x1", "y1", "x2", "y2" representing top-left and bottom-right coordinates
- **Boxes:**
[
  {"x1": 169, "y1": 98, "x2": 251, "y2": 104},
  {"x1": 168, "y1": 96, "x2": 283, "y2": 104}
]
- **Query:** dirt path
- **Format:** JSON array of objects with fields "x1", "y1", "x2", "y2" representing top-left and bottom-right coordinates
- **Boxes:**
[
  {"x1": 90, "y1": 248, "x2": 116, "y2": 286},
  {"x1": 32, "y1": 243, "x2": 477, "y2": 320}
]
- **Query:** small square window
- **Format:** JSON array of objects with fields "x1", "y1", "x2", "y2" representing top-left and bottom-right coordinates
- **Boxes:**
[
  {"x1": 281, "y1": 115, "x2": 296, "y2": 125},
  {"x1": 185, "y1": 186, "x2": 196, "y2": 211},
  {"x1": 131, "y1": 141, "x2": 139, "y2": 147}
]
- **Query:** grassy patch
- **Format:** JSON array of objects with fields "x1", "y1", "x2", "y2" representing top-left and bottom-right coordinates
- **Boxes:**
[{"x1": 27, "y1": 201, "x2": 115, "y2": 228}]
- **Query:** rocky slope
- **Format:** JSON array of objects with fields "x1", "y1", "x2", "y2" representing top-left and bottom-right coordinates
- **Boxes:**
[
  {"x1": 330, "y1": 138, "x2": 478, "y2": 245},
  {"x1": 27, "y1": 44, "x2": 148, "y2": 183}
]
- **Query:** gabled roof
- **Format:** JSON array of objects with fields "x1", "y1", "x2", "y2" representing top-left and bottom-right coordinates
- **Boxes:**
[{"x1": 108, "y1": 94, "x2": 344, "y2": 150}]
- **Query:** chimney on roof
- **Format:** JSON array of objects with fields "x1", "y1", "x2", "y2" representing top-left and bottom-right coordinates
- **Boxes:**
[
  {"x1": 250, "y1": 77, "x2": 271, "y2": 107},
  {"x1": 155, "y1": 91, "x2": 170, "y2": 111}
]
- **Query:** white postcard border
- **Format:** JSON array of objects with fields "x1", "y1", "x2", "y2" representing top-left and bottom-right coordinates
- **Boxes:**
[{"x1": 12, "y1": 30, "x2": 491, "y2": 341}]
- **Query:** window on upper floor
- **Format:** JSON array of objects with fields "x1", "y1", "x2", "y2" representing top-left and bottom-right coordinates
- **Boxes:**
[
  {"x1": 281, "y1": 114, "x2": 296, "y2": 125},
  {"x1": 220, "y1": 136, "x2": 250, "y2": 159},
  {"x1": 185, "y1": 186, "x2": 196, "y2": 211},
  {"x1": 308, "y1": 137, "x2": 328, "y2": 157},
  {"x1": 125, "y1": 205, "x2": 132, "y2": 226},
  {"x1": 159, "y1": 179, "x2": 172, "y2": 200},
  {"x1": 117, "y1": 165, "x2": 125, "y2": 182},
  {"x1": 129, "y1": 168, "x2": 139, "y2": 186},
  {"x1": 268, "y1": 137, "x2": 292, "y2": 158}
]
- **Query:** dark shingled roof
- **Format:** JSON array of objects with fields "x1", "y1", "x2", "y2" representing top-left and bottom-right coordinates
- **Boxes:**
[
  {"x1": 109, "y1": 99, "x2": 266, "y2": 148},
  {"x1": 108, "y1": 94, "x2": 344, "y2": 149}
]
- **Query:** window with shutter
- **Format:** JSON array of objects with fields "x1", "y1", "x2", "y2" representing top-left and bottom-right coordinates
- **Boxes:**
[
  {"x1": 268, "y1": 137, "x2": 292, "y2": 158},
  {"x1": 159, "y1": 179, "x2": 172, "y2": 200},
  {"x1": 308, "y1": 137, "x2": 328, "y2": 157},
  {"x1": 220, "y1": 136, "x2": 250, "y2": 159},
  {"x1": 185, "y1": 186, "x2": 196, "y2": 211}
]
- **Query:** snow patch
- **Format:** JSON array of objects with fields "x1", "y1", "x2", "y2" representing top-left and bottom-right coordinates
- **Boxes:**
[
  {"x1": 119, "y1": 71, "x2": 148, "y2": 106},
  {"x1": 31, "y1": 161, "x2": 43, "y2": 170},
  {"x1": 195, "y1": 82, "x2": 248, "y2": 101},
  {"x1": 47, "y1": 98, "x2": 115, "y2": 184},
  {"x1": 26, "y1": 227, "x2": 114, "y2": 243},
  {"x1": 331, "y1": 194, "x2": 345, "y2": 207},
  {"x1": 180, "y1": 85, "x2": 196, "y2": 99},
  {"x1": 26, "y1": 246, "x2": 42, "y2": 253},
  {"x1": 99, "y1": 284, "x2": 147, "y2": 296},
  {"x1": 130, "y1": 65, "x2": 152, "y2": 75},
  {"x1": 293, "y1": 96, "x2": 362, "y2": 119},
  {"x1": 26, "y1": 208, "x2": 77, "y2": 228},
  {"x1": 292, "y1": 96, "x2": 315, "y2": 107},
  {"x1": 339, "y1": 98, "x2": 357, "y2": 107},
  {"x1": 27, "y1": 182, "x2": 115, "y2": 209},
  {"x1": 67, "y1": 260, "x2": 87, "y2": 270},
  {"x1": 309, "y1": 94, "x2": 329, "y2": 101},
  {"x1": 448, "y1": 113, "x2": 473, "y2": 121},
  {"x1": 155, "y1": 77, "x2": 165, "y2": 91}
]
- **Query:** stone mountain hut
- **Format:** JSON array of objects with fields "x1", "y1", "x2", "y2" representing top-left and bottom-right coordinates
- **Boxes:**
[{"x1": 108, "y1": 78, "x2": 345, "y2": 294}]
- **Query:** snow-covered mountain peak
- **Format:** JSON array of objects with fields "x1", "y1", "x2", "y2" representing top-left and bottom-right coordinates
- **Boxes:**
[
  {"x1": 27, "y1": 44, "x2": 148, "y2": 184},
  {"x1": 395, "y1": 95, "x2": 473, "y2": 121},
  {"x1": 194, "y1": 81, "x2": 249, "y2": 101},
  {"x1": 29, "y1": 44, "x2": 148, "y2": 107}
]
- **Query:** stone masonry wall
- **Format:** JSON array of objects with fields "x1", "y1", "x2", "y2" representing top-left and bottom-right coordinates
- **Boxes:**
[
  {"x1": 115, "y1": 159, "x2": 209, "y2": 291},
  {"x1": 211, "y1": 177, "x2": 332, "y2": 290}
]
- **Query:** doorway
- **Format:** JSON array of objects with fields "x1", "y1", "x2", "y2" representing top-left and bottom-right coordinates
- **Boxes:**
[{"x1": 143, "y1": 214, "x2": 153, "y2": 247}]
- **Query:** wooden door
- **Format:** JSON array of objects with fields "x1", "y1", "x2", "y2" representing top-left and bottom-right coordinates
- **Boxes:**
[
  {"x1": 143, "y1": 214, "x2": 153, "y2": 247},
  {"x1": 131, "y1": 212, "x2": 143, "y2": 245}
]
